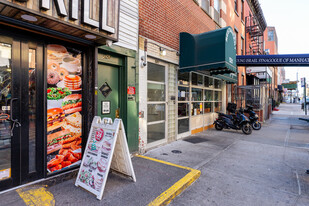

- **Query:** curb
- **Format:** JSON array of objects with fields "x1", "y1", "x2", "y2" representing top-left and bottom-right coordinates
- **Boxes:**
[{"x1": 136, "y1": 155, "x2": 201, "y2": 206}]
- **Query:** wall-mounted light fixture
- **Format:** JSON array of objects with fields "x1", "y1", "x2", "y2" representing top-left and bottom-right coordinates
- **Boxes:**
[
  {"x1": 160, "y1": 47, "x2": 166, "y2": 56},
  {"x1": 21, "y1": 14, "x2": 37, "y2": 22},
  {"x1": 85, "y1": 34, "x2": 96, "y2": 39}
]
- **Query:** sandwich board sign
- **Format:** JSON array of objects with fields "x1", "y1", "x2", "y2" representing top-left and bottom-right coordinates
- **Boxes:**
[{"x1": 75, "y1": 117, "x2": 136, "y2": 200}]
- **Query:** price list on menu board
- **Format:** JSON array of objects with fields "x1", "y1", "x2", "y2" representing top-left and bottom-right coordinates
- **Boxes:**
[{"x1": 75, "y1": 117, "x2": 136, "y2": 200}]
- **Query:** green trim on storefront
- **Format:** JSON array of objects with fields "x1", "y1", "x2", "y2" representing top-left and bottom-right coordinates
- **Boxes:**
[{"x1": 97, "y1": 45, "x2": 139, "y2": 152}]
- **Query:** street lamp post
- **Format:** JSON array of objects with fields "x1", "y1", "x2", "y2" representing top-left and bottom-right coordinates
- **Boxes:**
[
  {"x1": 302, "y1": 77, "x2": 307, "y2": 115},
  {"x1": 305, "y1": 78, "x2": 307, "y2": 115}
]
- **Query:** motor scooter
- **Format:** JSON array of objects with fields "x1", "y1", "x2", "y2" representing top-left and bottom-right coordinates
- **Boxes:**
[
  {"x1": 213, "y1": 108, "x2": 252, "y2": 135},
  {"x1": 243, "y1": 105, "x2": 261, "y2": 130}
]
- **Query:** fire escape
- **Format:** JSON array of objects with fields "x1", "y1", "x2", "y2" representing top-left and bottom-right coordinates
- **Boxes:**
[{"x1": 245, "y1": 15, "x2": 264, "y2": 55}]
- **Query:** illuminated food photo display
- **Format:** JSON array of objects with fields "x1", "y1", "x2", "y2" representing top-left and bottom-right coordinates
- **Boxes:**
[{"x1": 46, "y1": 44, "x2": 83, "y2": 174}]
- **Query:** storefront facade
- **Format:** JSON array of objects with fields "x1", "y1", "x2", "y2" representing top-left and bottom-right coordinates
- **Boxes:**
[
  {"x1": 138, "y1": 27, "x2": 236, "y2": 152},
  {"x1": 138, "y1": 0, "x2": 239, "y2": 152},
  {"x1": 0, "y1": 0, "x2": 123, "y2": 192}
]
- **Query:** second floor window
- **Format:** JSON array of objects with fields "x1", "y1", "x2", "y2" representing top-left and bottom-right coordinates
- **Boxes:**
[
  {"x1": 241, "y1": 37, "x2": 244, "y2": 55},
  {"x1": 214, "y1": 0, "x2": 220, "y2": 12},
  {"x1": 241, "y1": 0, "x2": 244, "y2": 20},
  {"x1": 268, "y1": 31, "x2": 274, "y2": 41},
  {"x1": 235, "y1": 30, "x2": 238, "y2": 54},
  {"x1": 235, "y1": 0, "x2": 238, "y2": 12}
]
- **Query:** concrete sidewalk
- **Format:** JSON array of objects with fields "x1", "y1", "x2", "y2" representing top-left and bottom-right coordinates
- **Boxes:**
[{"x1": 145, "y1": 103, "x2": 309, "y2": 206}]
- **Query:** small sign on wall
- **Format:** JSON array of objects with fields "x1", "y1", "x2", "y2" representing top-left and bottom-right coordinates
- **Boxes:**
[
  {"x1": 102, "y1": 101, "x2": 110, "y2": 114},
  {"x1": 127, "y1": 86, "x2": 136, "y2": 95}
]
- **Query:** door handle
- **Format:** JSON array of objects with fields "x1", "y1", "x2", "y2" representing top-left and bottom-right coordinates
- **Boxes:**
[
  {"x1": 10, "y1": 98, "x2": 18, "y2": 122},
  {"x1": 9, "y1": 98, "x2": 21, "y2": 137},
  {"x1": 115, "y1": 108, "x2": 120, "y2": 118}
]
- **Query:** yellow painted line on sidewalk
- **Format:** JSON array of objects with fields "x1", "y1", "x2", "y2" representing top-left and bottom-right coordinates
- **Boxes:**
[
  {"x1": 136, "y1": 155, "x2": 201, "y2": 206},
  {"x1": 16, "y1": 186, "x2": 55, "y2": 206}
]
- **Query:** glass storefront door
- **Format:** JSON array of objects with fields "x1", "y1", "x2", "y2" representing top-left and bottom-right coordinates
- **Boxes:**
[
  {"x1": 147, "y1": 62, "x2": 167, "y2": 145},
  {"x1": 0, "y1": 33, "x2": 44, "y2": 191}
]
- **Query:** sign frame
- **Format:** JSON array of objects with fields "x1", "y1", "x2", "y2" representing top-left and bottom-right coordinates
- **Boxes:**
[
  {"x1": 101, "y1": 101, "x2": 111, "y2": 114},
  {"x1": 75, "y1": 117, "x2": 136, "y2": 200}
]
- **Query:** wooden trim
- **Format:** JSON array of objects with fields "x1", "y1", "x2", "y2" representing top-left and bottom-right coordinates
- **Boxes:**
[{"x1": 0, "y1": 21, "x2": 87, "y2": 46}]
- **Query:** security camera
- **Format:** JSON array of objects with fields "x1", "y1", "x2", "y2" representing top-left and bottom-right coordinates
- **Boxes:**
[
  {"x1": 106, "y1": 40, "x2": 113, "y2": 47},
  {"x1": 176, "y1": 51, "x2": 180, "y2": 56},
  {"x1": 142, "y1": 62, "x2": 147, "y2": 67}
]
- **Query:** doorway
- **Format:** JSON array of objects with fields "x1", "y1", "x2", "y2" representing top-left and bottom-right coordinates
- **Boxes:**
[
  {"x1": 98, "y1": 63, "x2": 120, "y2": 120},
  {"x1": 0, "y1": 33, "x2": 44, "y2": 190}
]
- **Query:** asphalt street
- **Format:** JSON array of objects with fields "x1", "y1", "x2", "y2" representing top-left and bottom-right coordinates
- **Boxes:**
[{"x1": 146, "y1": 103, "x2": 309, "y2": 206}]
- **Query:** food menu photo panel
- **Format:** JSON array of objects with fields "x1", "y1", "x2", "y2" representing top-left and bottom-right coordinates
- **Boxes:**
[{"x1": 46, "y1": 44, "x2": 83, "y2": 174}]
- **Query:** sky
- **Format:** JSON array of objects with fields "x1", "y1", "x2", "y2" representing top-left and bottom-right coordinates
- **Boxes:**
[{"x1": 259, "y1": 0, "x2": 309, "y2": 87}]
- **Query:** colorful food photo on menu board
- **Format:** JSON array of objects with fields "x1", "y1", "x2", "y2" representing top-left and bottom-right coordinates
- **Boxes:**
[{"x1": 46, "y1": 44, "x2": 83, "y2": 174}]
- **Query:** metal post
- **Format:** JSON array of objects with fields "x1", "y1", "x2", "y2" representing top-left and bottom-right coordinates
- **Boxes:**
[{"x1": 305, "y1": 77, "x2": 307, "y2": 115}]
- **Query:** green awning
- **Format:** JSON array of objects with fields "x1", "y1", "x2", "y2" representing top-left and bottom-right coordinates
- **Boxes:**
[
  {"x1": 213, "y1": 73, "x2": 238, "y2": 84},
  {"x1": 282, "y1": 83, "x2": 297, "y2": 90},
  {"x1": 179, "y1": 27, "x2": 237, "y2": 77}
]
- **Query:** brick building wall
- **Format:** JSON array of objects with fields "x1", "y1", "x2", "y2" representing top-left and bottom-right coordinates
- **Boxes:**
[{"x1": 139, "y1": 0, "x2": 217, "y2": 51}]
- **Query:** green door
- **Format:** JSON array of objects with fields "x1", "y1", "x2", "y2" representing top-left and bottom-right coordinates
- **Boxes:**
[{"x1": 97, "y1": 63, "x2": 119, "y2": 120}]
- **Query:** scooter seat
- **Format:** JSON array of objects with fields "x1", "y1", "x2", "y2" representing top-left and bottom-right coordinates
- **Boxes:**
[{"x1": 218, "y1": 112, "x2": 234, "y2": 119}]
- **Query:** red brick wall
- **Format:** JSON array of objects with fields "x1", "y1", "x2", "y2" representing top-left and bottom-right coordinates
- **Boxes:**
[{"x1": 139, "y1": 0, "x2": 217, "y2": 50}]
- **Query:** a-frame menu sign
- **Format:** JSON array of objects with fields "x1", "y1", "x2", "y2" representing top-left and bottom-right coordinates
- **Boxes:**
[{"x1": 75, "y1": 117, "x2": 136, "y2": 200}]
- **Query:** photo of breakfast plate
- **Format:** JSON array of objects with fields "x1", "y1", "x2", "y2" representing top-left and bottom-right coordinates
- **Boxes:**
[
  {"x1": 64, "y1": 75, "x2": 82, "y2": 90},
  {"x1": 95, "y1": 177, "x2": 104, "y2": 191},
  {"x1": 97, "y1": 158, "x2": 107, "y2": 173},
  {"x1": 88, "y1": 139, "x2": 99, "y2": 153},
  {"x1": 101, "y1": 141, "x2": 112, "y2": 153}
]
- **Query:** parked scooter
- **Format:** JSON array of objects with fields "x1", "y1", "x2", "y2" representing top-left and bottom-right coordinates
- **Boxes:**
[
  {"x1": 242, "y1": 105, "x2": 261, "y2": 130},
  {"x1": 213, "y1": 108, "x2": 252, "y2": 135}
]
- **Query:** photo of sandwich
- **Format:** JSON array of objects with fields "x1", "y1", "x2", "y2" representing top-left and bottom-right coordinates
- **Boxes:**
[
  {"x1": 47, "y1": 129, "x2": 71, "y2": 154},
  {"x1": 62, "y1": 112, "x2": 82, "y2": 135},
  {"x1": 62, "y1": 94, "x2": 82, "y2": 114},
  {"x1": 47, "y1": 108, "x2": 65, "y2": 132}
]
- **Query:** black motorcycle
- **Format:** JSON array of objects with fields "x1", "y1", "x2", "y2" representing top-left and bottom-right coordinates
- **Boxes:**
[
  {"x1": 214, "y1": 108, "x2": 252, "y2": 135},
  {"x1": 243, "y1": 105, "x2": 261, "y2": 130}
]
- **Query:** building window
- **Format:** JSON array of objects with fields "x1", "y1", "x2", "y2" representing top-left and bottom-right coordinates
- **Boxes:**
[
  {"x1": 268, "y1": 30, "x2": 274, "y2": 41},
  {"x1": 178, "y1": 72, "x2": 189, "y2": 85},
  {"x1": 192, "y1": 73, "x2": 203, "y2": 86},
  {"x1": 214, "y1": 0, "x2": 220, "y2": 12},
  {"x1": 235, "y1": 30, "x2": 238, "y2": 54},
  {"x1": 177, "y1": 72, "x2": 223, "y2": 135},
  {"x1": 201, "y1": 0, "x2": 210, "y2": 14},
  {"x1": 241, "y1": 0, "x2": 244, "y2": 21},
  {"x1": 214, "y1": 91, "x2": 222, "y2": 112},
  {"x1": 213, "y1": 0, "x2": 220, "y2": 23},
  {"x1": 234, "y1": 0, "x2": 238, "y2": 13},
  {"x1": 191, "y1": 88, "x2": 203, "y2": 101},
  {"x1": 241, "y1": 37, "x2": 244, "y2": 55},
  {"x1": 204, "y1": 76, "x2": 214, "y2": 88}
]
